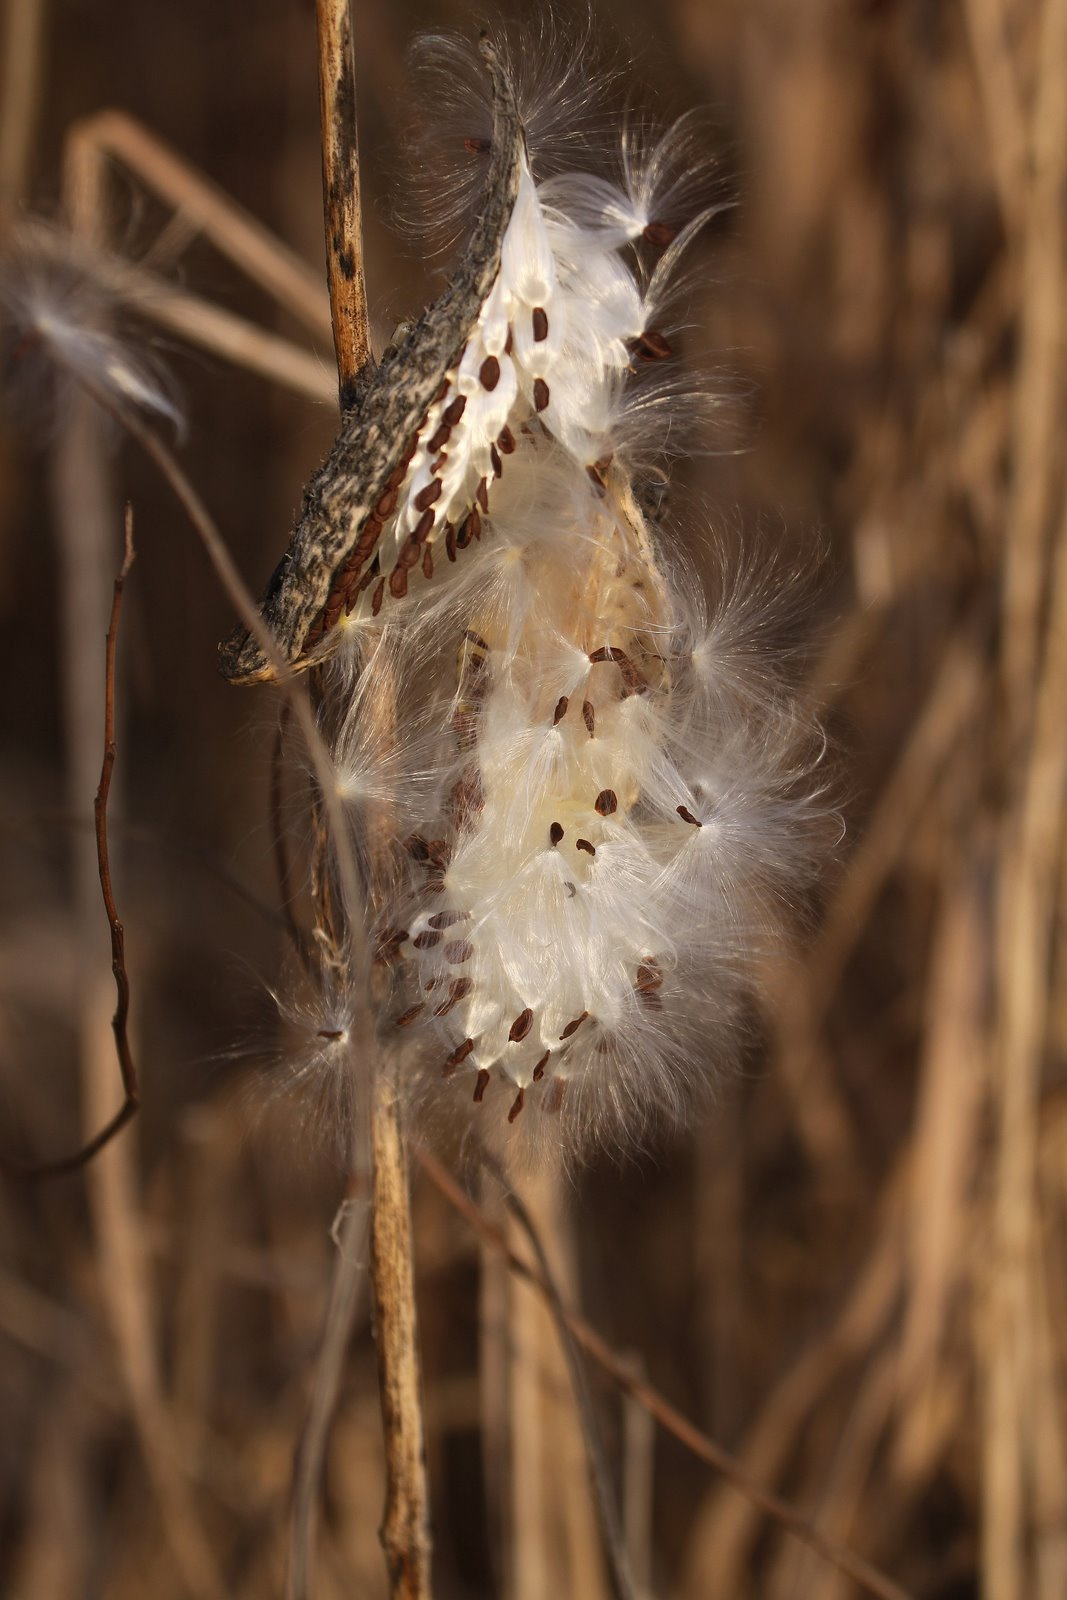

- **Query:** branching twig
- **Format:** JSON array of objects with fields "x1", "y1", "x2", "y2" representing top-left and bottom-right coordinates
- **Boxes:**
[
  {"x1": 3, "y1": 507, "x2": 140, "y2": 1178},
  {"x1": 416, "y1": 1147, "x2": 917, "y2": 1600}
]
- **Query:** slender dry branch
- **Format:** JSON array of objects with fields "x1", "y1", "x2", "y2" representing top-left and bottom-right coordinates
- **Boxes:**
[
  {"x1": 416, "y1": 1148, "x2": 916, "y2": 1600},
  {"x1": 4, "y1": 507, "x2": 140, "y2": 1178},
  {"x1": 315, "y1": 0, "x2": 372, "y2": 401}
]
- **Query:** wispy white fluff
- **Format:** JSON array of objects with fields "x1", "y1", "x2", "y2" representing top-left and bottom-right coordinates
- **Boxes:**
[{"x1": 312, "y1": 31, "x2": 831, "y2": 1160}]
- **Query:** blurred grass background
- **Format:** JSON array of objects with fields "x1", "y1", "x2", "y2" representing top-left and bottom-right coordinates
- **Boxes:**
[{"x1": 1, "y1": 0, "x2": 1066, "y2": 1596}]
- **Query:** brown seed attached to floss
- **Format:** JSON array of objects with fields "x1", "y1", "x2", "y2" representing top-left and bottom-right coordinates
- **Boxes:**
[
  {"x1": 635, "y1": 329, "x2": 673, "y2": 361},
  {"x1": 473, "y1": 1068, "x2": 491, "y2": 1103},
  {"x1": 395, "y1": 1003, "x2": 425, "y2": 1028},
  {"x1": 444, "y1": 939, "x2": 473, "y2": 964},
  {"x1": 595, "y1": 789, "x2": 618, "y2": 817},
  {"x1": 509, "y1": 1007, "x2": 533, "y2": 1043},
  {"x1": 371, "y1": 577, "x2": 386, "y2": 615},
  {"x1": 469, "y1": 506, "x2": 483, "y2": 541},
  {"x1": 388, "y1": 565, "x2": 409, "y2": 600},
  {"x1": 422, "y1": 545, "x2": 434, "y2": 580},
  {"x1": 444, "y1": 394, "x2": 467, "y2": 426},
  {"x1": 445, "y1": 522, "x2": 457, "y2": 562},
  {"x1": 532, "y1": 306, "x2": 549, "y2": 342},
  {"x1": 533, "y1": 376, "x2": 550, "y2": 412},
  {"x1": 490, "y1": 443, "x2": 502, "y2": 479},
  {"x1": 479, "y1": 354, "x2": 501, "y2": 391},
  {"x1": 443, "y1": 1038, "x2": 476, "y2": 1074},
  {"x1": 586, "y1": 463, "x2": 607, "y2": 496},
  {"x1": 643, "y1": 219, "x2": 676, "y2": 248},
  {"x1": 435, "y1": 977, "x2": 473, "y2": 1017},
  {"x1": 426, "y1": 839, "x2": 452, "y2": 869},
  {"x1": 375, "y1": 487, "x2": 398, "y2": 519},
  {"x1": 456, "y1": 516, "x2": 473, "y2": 550},
  {"x1": 576, "y1": 839, "x2": 596, "y2": 857},
  {"x1": 413, "y1": 930, "x2": 442, "y2": 950},
  {"x1": 549, "y1": 821, "x2": 564, "y2": 846},
  {"x1": 677, "y1": 804, "x2": 703, "y2": 827},
  {"x1": 477, "y1": 479, "x2": 490, "y2": 513},
  {"x1": 497, "y1": 424, "x2": 516, "y2": 454},
  {"x1": 553, "y1": 695, "x2": 569, "y2": 725},
  {"x1": 583, "y1": 700, "x2": 595, "y2": 736},
  {"x1": 428, "y1": 908, "x2": 468, "y2": 930},
  {"x1": 426, "y1": 421, "x2": 452, "y2": 453},
  {"x1": 560, "y1": 1011, "x2": 589, "y2": 1039},
  {"x1": 532, "y1": 1051, "x2": 550, "y2": 1082},
  {"x1": 507, "y1": 1088, "x2": 525, "y2": 1123},
  {"x1": 413, "y1": 478, "x2": 443, "y2": 513}
]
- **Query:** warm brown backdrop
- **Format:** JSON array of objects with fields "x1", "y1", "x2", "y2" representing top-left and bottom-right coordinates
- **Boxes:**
[{"x1": 2, "y1": 1, "x2": 1064, "y2": 1597}]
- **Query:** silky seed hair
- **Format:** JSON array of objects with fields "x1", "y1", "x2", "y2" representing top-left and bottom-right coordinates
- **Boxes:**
[{"x1": 226, "y1": 30, "x2": 832, "y2": 1161}]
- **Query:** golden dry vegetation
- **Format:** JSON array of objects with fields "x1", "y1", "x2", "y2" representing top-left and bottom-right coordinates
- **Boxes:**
[{"x1": 1, "y1": 1, "x2": 1065, "y2": 1597}]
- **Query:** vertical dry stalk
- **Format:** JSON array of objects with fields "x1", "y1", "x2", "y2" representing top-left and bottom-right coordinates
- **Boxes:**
[{"x1": 309, "y1": 4, "x2": 432, "y2": 1595}]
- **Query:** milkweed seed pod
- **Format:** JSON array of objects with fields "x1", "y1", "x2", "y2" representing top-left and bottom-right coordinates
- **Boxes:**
[{"x1": 222, "y1": 31, "x2": 831, "y2": 1159}]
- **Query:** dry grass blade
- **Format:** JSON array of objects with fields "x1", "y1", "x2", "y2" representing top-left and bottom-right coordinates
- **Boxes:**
[{"x1": 417, "y1": 1149, "x2": 915, "y2": 1600}]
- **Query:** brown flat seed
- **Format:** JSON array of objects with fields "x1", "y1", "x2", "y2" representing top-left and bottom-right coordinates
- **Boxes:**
[
  {"x1": 443, "y1": 1038, "x2": 476, "y2": 1073},
  {"x1": 427, "y1": 839, "x2": 452, "y2": 869},
  {"x1": 388, "y1": 565, "x2": 409, "y2": 600},
  {"x1": 479, "y1": 354, "x2": 501, "y2": 390},
  {"x1": 505, "y1": 326, "x2": 514, "y2": 355},
  {"x1": 406, "y1": 835, "x2": 430, "y2": 861},
  {"x1": 444, "y1": 939, "x2": 473, "y2": 964},
  {"x1": 533, "y1": 376, "x2": 550, "y2": 412},
  {"x1": 444, "y1": 394, "x2": 467, "y2": 426},
  {"x1": 576, "y1": 839, "x2": 596, "y2": 856},
  {"x1": 473, "y1": 1068, "x2": 491, "y2": 1103},
  {"x1": 371, "y1": 577, "x2": 386, "y2": 615},
  {"x1": 583, "y1": 700, "x2": 595, "y2": 736},
  {"x1": 636, "y1": 329, "x2": 673, "y2": 361},
  {"x1": 422, "y1": 545, "x2": 434, "y2": 580},
  {"x1": 426, "y1": 422, "x2": 451, "y2": 453},
  {"x1": 498, "y1": 424, "x2": 516, "y2": 454},
  {"x1": 413, "y1": 478, "x2": 442, "y2": 512},
  {"x1": 560, "y1": 1011, "x2": 589, "y2": 1039},
  {"x1": 643, "y1": 220, "x2": 676, "y2": 248},
  {"x1": 636, "y1": 959, "x2": 663, "y2": 992},
  {"x1": 532, "y1": 1051, "x2": 550, "y2": 1082},
  {"x1": 507, "y1": 1088, "x2": 525, "y2": 1123},
  {"x1": 477, "y1": 479, "x2": 490, "y2": 512},
  {"x1": 428, "y1": 909, "x2": 468, "y2": 930},
  {"x1": 456, "y1": 516, "x2": 473, "y2": 550},
  {"x1": 532, "y1": 306, "x2": 549, "y2": 341},
  {"x1": 549, "y1": 821, "x2": 564, "y2": 845},
  {"x1": 375, "y1": 487, "x2": 398, "y2": 518},
  {"x1": 595, "y1": 789, "x2": 618, "y2": 816},
  {"x1": 490, "y1": 444, "x2": 502, "y2": 478},
  {"x1": 395, "y1": 1003, "x2": 424, "y2": 1028},
  {"x1": 677, "y1": 804, "x2": 702, "y2": 827},
  {"x1": 445, "y1": 523, "x2": 457, "y2": 562},
  {"x1": 413, "y1": 930, "x2": 442, "y2": 950},
  {"x1": 435, "y1": 977, "x2": 473, "y2": 1017},
  {"x1": 509, "y1": 1007, "x2": 533, "y2": 1043},
  {"x1": 414, "y1": 507, "x2": 435, "y2": 543},
  {"x1": 399, "y1": 531, "x2": 423, "y2": 569},
  {"x1": 467, "y1": 507, "x2": 482, "y2": 541},
  {"x1": 553, "y1": 695, "x2": 569, "y2": 725}
]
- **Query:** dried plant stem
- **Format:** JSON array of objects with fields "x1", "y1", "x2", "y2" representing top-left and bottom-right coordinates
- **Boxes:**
[
  {"x1": 371, "y1": 1071, "x2": 432, "y2": 1598},
  {"x1": 315, "y1": 0, "x2": 372, "y2": 401},
  {"x1": 307, "y1": 8, "x2": 431, "y2": 1596},
  {"x1": 417, "y1": 1148, "x2": 915, "y2": 1600}
]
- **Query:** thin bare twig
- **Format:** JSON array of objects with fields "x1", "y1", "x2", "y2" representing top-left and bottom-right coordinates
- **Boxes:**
[
  {"x1": 315, "y1": 0, "x2": 372, "y2": 401},
  {"x1": 3, "y1": 508, "x2": 140, "y2": 1178},
  {"x1": 416, "y1": 1147, "x2": 916, "y2": 1600}
]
